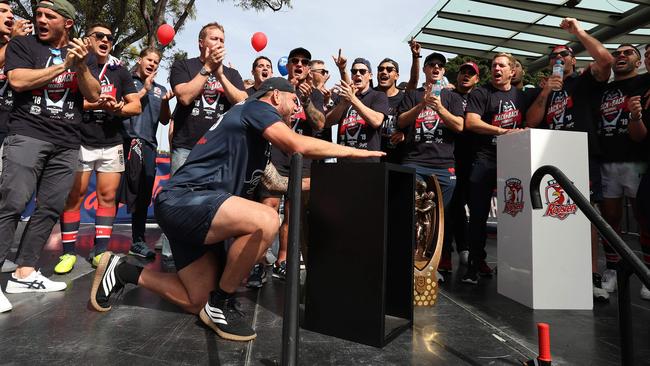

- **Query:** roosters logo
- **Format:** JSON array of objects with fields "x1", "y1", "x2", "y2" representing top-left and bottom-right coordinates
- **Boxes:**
[
  {"x1": 503, "y1": 178, "x2": 524, "y2": 217},
  {"x1": 543, "y1": 179, "x2": 577, "y2": 220}
]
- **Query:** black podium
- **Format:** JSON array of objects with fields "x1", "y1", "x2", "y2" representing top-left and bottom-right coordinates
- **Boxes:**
[{"x1": 304, "y1": 162, "x2": 415, "y2": 347}]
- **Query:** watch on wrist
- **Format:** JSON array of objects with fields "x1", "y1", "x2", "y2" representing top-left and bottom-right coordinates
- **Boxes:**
[
  {"x1": 199, "y1": 66, "x2": 210, "y2": 76},
  {"x1": 413, "y1": 54, "x2": 422, "y2": 58}
]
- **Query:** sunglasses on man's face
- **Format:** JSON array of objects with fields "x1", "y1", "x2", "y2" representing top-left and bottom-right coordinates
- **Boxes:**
[
  {"x1": 311, "y1": 69, "x2": 328, "y2": 76},
  {"x1": 425, "y1": 62, "x2": 444, "y2": 68},
  {"x1": 351, "y1": 68, "x2": 369, "y2": 75},
  {"x1": 91, "y1": 31, "x2": 114, "y2": 42},
  {"x1": 377, "y1": 66, "x2": 395, "y2": 73},
  {"x1": 549, "y1": 50, "x2": 571, "y2": 59},
  {"x1": 289, "y1": 57, "x2": 310, "y2": 66},
  {"x1": 612, "y1": 49, "x2": 637, "y2": 57}
]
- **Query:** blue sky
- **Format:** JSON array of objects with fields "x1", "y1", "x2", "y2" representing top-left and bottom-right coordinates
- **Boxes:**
[{"x1": 154, "y1": 0, "x2": 435, "y2": 149}]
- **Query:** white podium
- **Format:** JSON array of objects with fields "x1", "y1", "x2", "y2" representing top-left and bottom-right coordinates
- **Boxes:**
[{"x1": 496, "y1": 129, "x2": 592, "y2": 310}]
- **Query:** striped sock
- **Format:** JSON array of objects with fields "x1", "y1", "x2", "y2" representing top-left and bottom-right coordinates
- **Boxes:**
[
  {"x1": 94, "y1": 205, "x2": 116, "y2": 255},
  {"x1": 61, "y1": 210, "x2": 81, "y2": 254}
]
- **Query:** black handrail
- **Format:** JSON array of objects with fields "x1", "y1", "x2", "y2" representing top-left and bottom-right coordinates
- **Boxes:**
[
  {"x1": 530, "y1": 165, "x2": 650, "y2": 366},
  {"x1": 281, "y1": 153, "x2": 303, "y2": 366}
]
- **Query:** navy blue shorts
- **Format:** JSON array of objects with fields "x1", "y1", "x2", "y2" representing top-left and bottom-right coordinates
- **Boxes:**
[{"x1": 154, "y1": 188, "x2": 231, "y2": 270}]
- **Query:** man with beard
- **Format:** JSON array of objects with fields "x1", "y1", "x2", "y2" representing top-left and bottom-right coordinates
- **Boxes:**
[
  {"x1": 89, "y1": 78, "x2": 384, "y2": 342},
  {"x1": 0, "y1": 0, "x2": 101, "y2": 306},
  {"x1": 255, "y1": 47, "x2": 325, "y2": 284},
  {"x1": 55, "y1": 24, "x2": 141, "y2": 274},
  {"x1": 439, "y1": 61, "x2": 481, "y2": 274},
  {"x1": 375, "y1": 58, "x2": 407, "y2": 163},
  {"x1": 593, "y1": 44, "x2": 650, "y2": 297},
  {"x1": 463, "y1": 53, "x2": 527, "y2": 284},
  {"x1": 326, "y1": 57, "x2": 389, "y2": 162},
  {"x1": 246, "y1": 55, "x2": 272, "y2": 96},
  {"x1": 525, "y1": 18, "x2": 614, "y2": 301}
]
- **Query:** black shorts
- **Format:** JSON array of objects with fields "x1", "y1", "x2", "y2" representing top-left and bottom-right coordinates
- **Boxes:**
[
  {"x1": 589, "y1": 159, "x2": 603, "y2": 203},
  {"x1": 154, "y1": 188, "x2": 231, "y2": 270}
]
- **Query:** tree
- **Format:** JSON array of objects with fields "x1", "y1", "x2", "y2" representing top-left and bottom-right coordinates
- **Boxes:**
[
  {"x1": 9, "y1": 0, "x2": 291, "y2": 61},
  {"x1": 444, "y1": 54, "x2": 548, "y2": 88}
]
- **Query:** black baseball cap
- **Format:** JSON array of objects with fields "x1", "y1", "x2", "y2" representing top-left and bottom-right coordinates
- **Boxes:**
[
  {"x1": 424, "y1": 52, "x2": 446, "y2": 66},
  {"x1": 351, "y1": 57, "x2": 372, "y2": 71},
  {"x1": 288, "y1": 47, "x2": 311, "y2": 60},
  {"x1": 248, "y1": 77, "x2": 296, "y2": 100}
]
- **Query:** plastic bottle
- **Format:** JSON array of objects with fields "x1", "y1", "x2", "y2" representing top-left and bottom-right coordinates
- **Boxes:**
[
  {"x1": 431, "y1": 80, "x2": 442, "y2": 97},
  {"x1": 551, "y1": 60, "x2": 563, "y2": 91}
]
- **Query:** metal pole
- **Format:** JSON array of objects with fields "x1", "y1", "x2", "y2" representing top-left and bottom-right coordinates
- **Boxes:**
[
  {"x1": 281, "y1": 153, "x2": 303, "y2": 366},
  {"x1": 617, "y1": 264, "x2": 633, "y2": 366}
]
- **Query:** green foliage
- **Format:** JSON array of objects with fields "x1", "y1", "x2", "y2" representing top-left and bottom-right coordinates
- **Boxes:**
[{"x1": 444, "y1": 54, "x2": 548, "y2": 88}]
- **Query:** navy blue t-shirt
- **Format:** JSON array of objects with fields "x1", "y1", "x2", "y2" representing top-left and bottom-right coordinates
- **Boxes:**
[
  {"x1": 121, "y1": 75, "x2": 167, "y2": 148},
  {"x1": 397, "y1": 87, "x2": 465, "y2": 168},
  {"x1": 165, "y1": 100, "x2": 279, "y2": 199}
]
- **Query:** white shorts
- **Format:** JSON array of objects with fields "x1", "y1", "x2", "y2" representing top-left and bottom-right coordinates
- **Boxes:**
[
  {"x1": 601, "y1": 162, "x2": 647, "y2": 199},
  {"x1": 77, "y1": 144, "x2": 125, "y2": 173}
]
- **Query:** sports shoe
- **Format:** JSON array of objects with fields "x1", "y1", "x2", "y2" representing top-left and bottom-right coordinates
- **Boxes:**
[
  {"x1": 438, "y1": 252, "x2": 452, "y2": 273},
  {"x1": 641, "y1": 285, "x2": 650, "y2": 301},
  {"x1": 0, "y1": 288, "x2": 12, "y2": 312},
  {"x1": 601, "y1": 269, "x2": 617, "y2": 293},
  {"x1": 461, "y1": 267, "x2": 479, "y2": 285},
  {"x1": 272, "y1": 261, "x2": 287, "y2": 280},
  {"x1": 199, "y1": 296, "x2": 256, "y2": 341},
  {"x1": 246, "y1": 264, "x2": 267, "y2": 289},
  {"x1": 592, "y1": 273, "x2": 609, "y2": 302},
  {"x1": 91, "y1": 253, "x2": 103, "y2": 268},
  {"x1": 90, "y1": 252, "x2": 125, "y2": 312},
  {"x1": 129, "y1": 242, "x2": 156, "y2": 259},
  {"x1": 5, "y1": 270, "x2": 67, "y2": 293},
  {"x1": 1, "y1": 259, "x2": 17, "y2": 273},
  {"x1": 477, "y1": 260, "x2": 494, "y2": 277},
  {"x1": 459, "y1": 250, "x2": 469, "y2": 266},
  {"x1": 54, "y1": 254, "x2": 77, "y2": 274}
]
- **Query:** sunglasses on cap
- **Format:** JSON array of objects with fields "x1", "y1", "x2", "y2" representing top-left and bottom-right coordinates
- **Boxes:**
[
  {"x1": 612, "y1": 49, "x2": 637, "y2": 57},
  {"x1": 351, "y1": 68, "x2": 369, "y2": 75},
  {"x1": 49, "y1": 48, "x2": 63, "y2": 65},
  {"x1": 91, "y1": 31, "x2": 114, "y2": 42},
  {"x1": 549, "y1": 50, "x2": 572, "y2": 58},
  {"x1": 377, "y1": 66, "x2": 396, "y2": 73},
  {"x1": 289, "y1": 57, "x2": 310, "y2": 66},
  {"x1": 311, "y1": 69, "x2": 329, "y2": 76},
  {"x1": 425, "y1": 61, "x2": 444, "y2": 68}
]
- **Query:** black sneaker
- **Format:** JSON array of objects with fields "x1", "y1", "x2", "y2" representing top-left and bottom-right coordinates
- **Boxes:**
[
  {"x1": 461, "y1": 267, "x2": 479, "y2": 285},
  {"x1": 129, "y1": 241, "x2": 156, "y2": 259},
  {"x1": 199, "y1": 296, "x2": 256, "y2": 341},
  {"x1": 272, "y1": 261, "x2": 287, "y2": 280},
  {"x1": 246, "y1": 264, "x2": 267, "y2": 288},
  {"x1": 90, "y1": 252, "x2": 125, "y2": 312}
]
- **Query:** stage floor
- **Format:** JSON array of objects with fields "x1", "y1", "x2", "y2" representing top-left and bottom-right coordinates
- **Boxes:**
[{"x1": 0, "y1": 224, "x2": 648, "y2": 365}]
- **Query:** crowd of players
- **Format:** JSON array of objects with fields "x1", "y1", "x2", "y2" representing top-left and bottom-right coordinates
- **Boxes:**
[{"x1": 0, "y1": 0, "x2": 648, "y2": 342}]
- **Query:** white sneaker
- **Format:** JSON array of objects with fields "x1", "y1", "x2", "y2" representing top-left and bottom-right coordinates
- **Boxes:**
[
  {"x1": 5, "y1": 270, "x2": 67, "y2": 293},
  {"x1": 459, "y1": 250, "x2": 469, "y2": 266},
  {"x1": 1, "y1": 259, "x2": 18, "y2": 273},
  {"x1": 0, "y1": 288, "x2": 12, "y2": 312},
  {"x1": 593, "y1": 286, "x2": 609, "y2": 302},
  {"x1": 641, "y1": 285, "x2": 650, "y2": 301},
  {"x1": 601, "y1": 269, "x2": 617, "y2": 293}
]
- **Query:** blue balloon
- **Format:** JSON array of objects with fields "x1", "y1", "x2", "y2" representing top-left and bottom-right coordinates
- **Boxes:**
[{"x1": 277, "y1": 56, "x2": 288, "y2": 76}]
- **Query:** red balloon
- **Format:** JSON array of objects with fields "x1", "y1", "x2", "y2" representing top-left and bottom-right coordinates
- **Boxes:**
[
  {"x1": 157, "y1": 24, "x2": 175, "y2": 46},
  {"x1": 251, "y1": 32, "x2": 267, "y2": 52}
]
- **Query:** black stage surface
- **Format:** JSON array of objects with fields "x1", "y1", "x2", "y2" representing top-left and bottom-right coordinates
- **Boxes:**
[{"x1": 1, "y1": 224, "x2": 649, "y2": 365}]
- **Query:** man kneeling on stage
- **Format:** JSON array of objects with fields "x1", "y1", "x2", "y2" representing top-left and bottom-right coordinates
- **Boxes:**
[{"x1": 89, "y1": 78, "x2": 383, "y2": 341}]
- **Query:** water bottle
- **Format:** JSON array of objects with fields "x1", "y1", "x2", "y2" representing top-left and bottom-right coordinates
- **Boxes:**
[
  {"x1": 551, "y1": 60, "x2": 563, "y2": 91},
  {"x1": 431, "y1": 80, "x2": 442, "y2": 97}
]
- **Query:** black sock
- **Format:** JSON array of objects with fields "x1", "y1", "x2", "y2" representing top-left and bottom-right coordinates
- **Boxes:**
[
  {"x1": 115, "y1": 262, "x2": 143, "y2": 285},
  {"x1": 209, "y1": 286, "x2": 233, "y2": 305}
]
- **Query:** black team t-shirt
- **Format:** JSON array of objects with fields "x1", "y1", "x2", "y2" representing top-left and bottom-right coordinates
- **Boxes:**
[
  {"x1": 270, "y1": 88, "x2": 324, "y2": 176},
  {"x1": 336, "y1": 87, "x2": 389, "y2": 162},
  {"x1": 5, "y1": 35, "x2": 91, "y2": 148},
  {"x1": 170, "y1": 57, "x2": 245, "y2": 149},
  {"x1": 596, "y1": 73, "x2": 650, "y2": 163},
  {"x1": 166, "y1": 100, "x2": 278, "y2": 199},
  {"x1": 379, "y1": 89, "x2": 406, "y2": 162},
  {"x1": 465, "y1": 84, "x2": 527, "y2": 161},
  {"x1": 81, "y1": 64, "x2": 137, "y2": 147},
  {"x1": 0, "y1": 65, "x2": 13, "y2": 139},
  {"x1": 398, "y1": 87, "x2": 465, "y2": 169},
  {"x1": 531, "y1": 70, "x2": 605, "y2": 158},
  {"x1": 451, "y1": 89, "x2": 473, "y2": 164}
]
